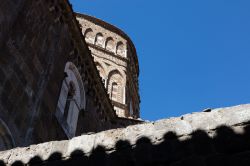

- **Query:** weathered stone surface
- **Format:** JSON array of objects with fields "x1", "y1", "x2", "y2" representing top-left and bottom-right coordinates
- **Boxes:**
[
  {"x1": 0, "y1": 0, "x2": 142, "y2": 151},
  {"x1": 0, "y1": 104, "x2": 250, "y2": 165},
  {"x1": 76, "y1": 14, "x2": 140, "y2": 119}
]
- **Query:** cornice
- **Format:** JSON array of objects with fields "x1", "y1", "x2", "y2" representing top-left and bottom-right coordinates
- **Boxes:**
[{"x1": 75, "y1": 12, "x2": 140, "y2": 76}]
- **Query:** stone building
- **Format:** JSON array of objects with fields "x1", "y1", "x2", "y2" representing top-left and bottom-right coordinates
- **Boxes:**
[
  {"x1": 76, "y1": 14, "x2": 140, "y2": 119},
  {"x1": 1, "y1": 1, "x2": 250, "y2": 165},
  {"x1": 0, "y1": 0, "x2": 141, "y2": 151}
]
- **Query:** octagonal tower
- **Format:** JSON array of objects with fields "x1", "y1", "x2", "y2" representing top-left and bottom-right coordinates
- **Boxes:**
[{"x1": 76, "y1": 13, "x2": 140, "y2": 119}]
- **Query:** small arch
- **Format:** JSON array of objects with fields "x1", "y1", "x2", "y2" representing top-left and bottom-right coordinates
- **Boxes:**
[
  {"x1": 116, "y1": 41, "x2": 126, "y2": 57},
  {"x1": 105, "y1": 37, "x2": 115, "y2": 52},
  {"x1": 106, "y1": 66, "x2": 126, "y2": 79},
  {"x1": 107, "y1": 70, "x2": 124, "y2": 83},
  {"x1": 83, "y1": 28, "x2": 94, "y2": 43},
  {"x1": 95, "y1": 33, "x2": 104, "y2": 47},
  {"x1": 107, "y1": 70, "x2": 124, "y2": 103}
]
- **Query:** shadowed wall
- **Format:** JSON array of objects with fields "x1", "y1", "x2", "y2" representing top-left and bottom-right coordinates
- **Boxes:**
[{"x1": 0, "y1": 0, "x2": 142, "y2": 150}]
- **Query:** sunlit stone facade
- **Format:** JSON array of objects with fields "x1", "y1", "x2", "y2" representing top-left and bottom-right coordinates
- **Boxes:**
[{"x1": 76, "y1": 14, "x2": 140, "y2": 119}]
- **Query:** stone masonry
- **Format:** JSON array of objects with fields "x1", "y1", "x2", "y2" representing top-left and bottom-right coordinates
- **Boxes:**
[
  {"x1": 76, "y1": 14, "x2": 140, "y2": 119},
  {"x1": 1, "y1": 1, "x2": 250, "y2": 165},
  {"x1": 0, "y1": 0, "x2": 142, "y2": 150},
  {"x1": 0, "y1": 104, "x2": 250, "y2": 165}
]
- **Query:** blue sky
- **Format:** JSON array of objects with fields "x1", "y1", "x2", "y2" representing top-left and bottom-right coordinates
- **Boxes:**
[{"x1": 69, "y1": 0, "x2": 250, "y2": 121}]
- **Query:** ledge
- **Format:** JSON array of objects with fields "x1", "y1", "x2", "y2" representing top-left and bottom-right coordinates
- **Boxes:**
[{"x1": 1, "y1": 104, "x2": 250, "y2": 164}]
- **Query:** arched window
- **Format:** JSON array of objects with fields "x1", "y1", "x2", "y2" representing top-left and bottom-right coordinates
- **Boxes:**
[
  {"x1": 56, "y1": 62, "x2": 86, "y2": 139},
  {"x1": 111, "y1": 82, "x2": 118, "y2": 101},
  {"x1": 116, "y1": 42, "x2": 126, "y2": 57},
  {"x1": 107, "y1": 70, "x2": 124, "y2": 103},
  {"x1": 84, "y1": 28, "x2": 94, "y2": 43},
  {"x1": 95, "y1": 33, "x2": 104, "y2": 47},
  {"x1": 105, "y1": 37, "x2": 114, "y2": 52}
]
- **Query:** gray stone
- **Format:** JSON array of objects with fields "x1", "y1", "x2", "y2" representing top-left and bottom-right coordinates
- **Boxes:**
[{"x1": 1, "y1": 104, "x2": 250, "y2": 165}]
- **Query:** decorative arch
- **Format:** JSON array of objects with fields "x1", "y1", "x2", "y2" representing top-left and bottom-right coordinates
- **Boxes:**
[
  {"x1": 107, "y1": 70, "x2": 125, "y2": 103},
  {"x1": 56, "y1": 62, "x2": 86, "y2": 139},
  {"x1": 106, "y1": 66, "x2": 126, "y2": 80},
  {"x1": 105, "y1": 37, "x2": 115, "y2": 52},
  {"x1": 0, "y1": 119, "x2": 15, "y2": 151},
  {"x1": 116, "y1": 41, "x2": 126, "y2": 57},
  {"x1": 84, "y1": 28, "x2": 94, "y2": 43},
  {"x1": 95, "y1": 33, "x2": 104, "y2": 47}
]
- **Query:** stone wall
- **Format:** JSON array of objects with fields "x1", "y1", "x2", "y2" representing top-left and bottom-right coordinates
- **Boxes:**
[
  {"x1": 0, "y1": 0, "x2": 142, "y2": 150},
  {"x1": 0, "y1": 0, "x2": 72, "y2": 148},
  {"x1": 0, "y1": 0, "x2": 24, "y2": 48},
  {"x1": 1, "y1": 104, "x2": 250, "y2": 165}
]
